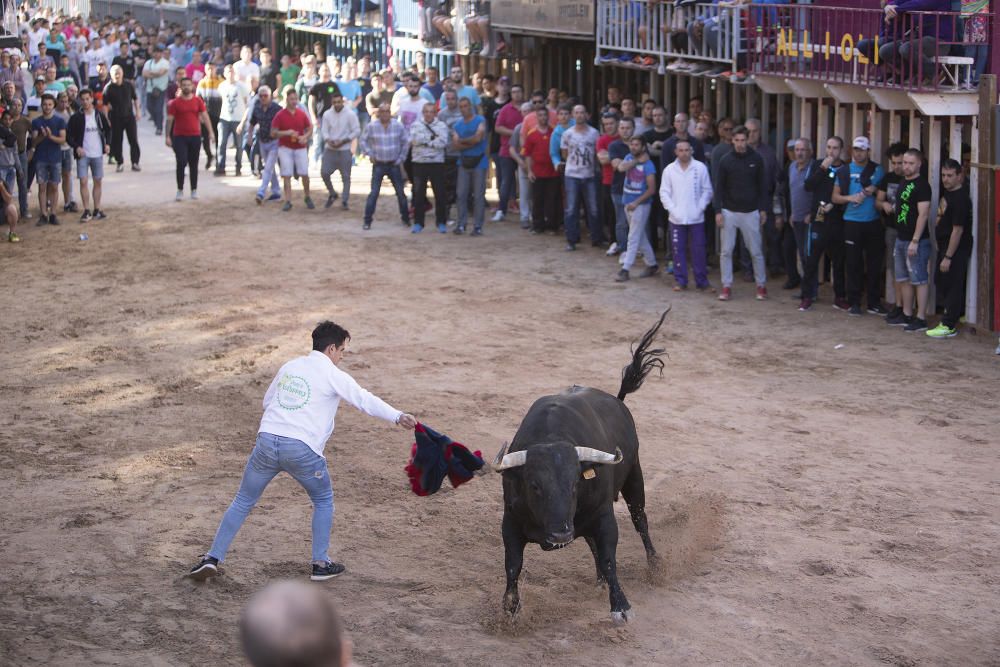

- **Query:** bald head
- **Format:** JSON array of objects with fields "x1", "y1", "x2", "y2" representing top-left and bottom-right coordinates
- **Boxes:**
[{"x1": 240, "y1": 580, "x2": 350, "y2": 667}]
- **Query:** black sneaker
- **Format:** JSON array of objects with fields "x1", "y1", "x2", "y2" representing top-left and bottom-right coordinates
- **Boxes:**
[
  {"x1": 311, "y1": 561, "x2": 346, "y2": 581},
  {"x1": 885, "y1": 306, "x2": 902, "y2": 320},
  {"x1": 886, "y1": 312, "x2": 911, "y2": 326},
  {"x1": 325, "y1": 194, "x2": 336, "y2": 209},
  {"x1": 363, "y1": 222, "x2": 372, "y2": 230},
  {"x1": 48, "y1": 214, "x2": 60, "y2": 225},
  {"x1": 639, "y1": 265, "x2": 660, "y2": 278},
  {"x1": 615, "y1": 268, "x2": 630, "y2": 282},
  {"x1": 848, "y1": 305, "x2": 862, "y2": 317},
  {"x1": 94, "y1": 210, "x2": 107, "y2": 220},
  {"x1": 187, "y1": 555, "x2": 219, "y2": 581},
  {"x1": 67, "y1": 201, "x2": 79, "y2": 212},
  {"x1": 867, "y1": 304, "x2": 888, "y2": 315},
  {"x1": 80, "y1": 209, "x2": 92, "y2": 222},
  {"x1": 36, "y1": 214, "x2": 49, "y2": 226},
  {"x1": 904, "y1": 318, "x2": 928, "y2": 333}
]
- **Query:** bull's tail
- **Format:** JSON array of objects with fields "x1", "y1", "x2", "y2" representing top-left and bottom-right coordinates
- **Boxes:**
[{"x1": 616, "y1": 309, "x2": 668, "y2": 401}]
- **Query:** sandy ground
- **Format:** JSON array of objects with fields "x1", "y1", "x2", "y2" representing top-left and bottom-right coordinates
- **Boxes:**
[{"x1": 1, "y1": 120, "x2": 999, "y2": 667}]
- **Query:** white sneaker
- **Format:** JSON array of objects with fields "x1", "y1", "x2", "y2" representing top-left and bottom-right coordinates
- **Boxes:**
[
  {"x1": 606, "y1": 242, "x2": 618, "y2": 256},
  {"x1": 191, "y1": 190, "x2": 198, "y2": 200},
  {"x1": 491, "y1": 210, "x2": 505, "y2": 222},
  {"x1": 175, "y1": 190, "x2": 183, "y2": 202}
]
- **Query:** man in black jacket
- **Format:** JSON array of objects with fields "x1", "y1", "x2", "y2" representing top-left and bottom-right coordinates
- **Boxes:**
[
  {"x1": 714, "y1": 126, "x2": 768, "y2": 301},
  {"x1": 799, "y1": 136, "x2": 847, "y2": 311},
  {"x1": 66, "y1": 88, "x2": 111, "y2": 221},
  {"x1": 103, "y1": 64, "x2": 141, "y2": 172}
]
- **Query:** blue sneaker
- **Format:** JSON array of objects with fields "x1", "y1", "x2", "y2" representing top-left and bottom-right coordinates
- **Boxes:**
[
  {"x1": 666, "y1": 261, "x2": 674, "y2": 275},
  {"x1": 437, "y1": 223, "x2": 447, "y2": 233},
  {"x1": 267, "y1": 193, "x2": 282, "y2": 201},
  {"x1": 411, "y1": 223, "x2": 424, "y2": 233}
]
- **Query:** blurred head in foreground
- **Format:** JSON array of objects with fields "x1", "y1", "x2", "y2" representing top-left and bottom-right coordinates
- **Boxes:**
[{"x1": 240, "y1": 580, "x2": 352, "y2": 667}]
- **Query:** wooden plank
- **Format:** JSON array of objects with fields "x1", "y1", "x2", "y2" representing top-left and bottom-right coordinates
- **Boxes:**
[
  {"x1": 927, "y1": 117, "x2": 942, "y2": 314},
  {"x1": 966, "y1": 116, "x2": 978, "y2": 323},
  {"x1": 975, "y1": 75, "x2": 996, "y2": 329}
]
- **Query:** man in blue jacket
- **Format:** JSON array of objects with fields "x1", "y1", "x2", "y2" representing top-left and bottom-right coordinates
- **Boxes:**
[{"x1": 879, "y1": 0, "x2": 954, "y2": 84}]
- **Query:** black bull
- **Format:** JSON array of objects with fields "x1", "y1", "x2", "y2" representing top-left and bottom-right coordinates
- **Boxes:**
[{"x1": 493, "y1": 311, "x2": 667, "y2": 623}]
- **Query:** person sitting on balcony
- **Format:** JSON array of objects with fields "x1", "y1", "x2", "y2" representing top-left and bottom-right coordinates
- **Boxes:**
[
  {"x1": 878, "y1": 0, "x2": 954, "y2": 86},
  {"x1": 465, "y1": 1, "x2": 493, "y2": 57},
  {"x1": 422, "y1": 0, "x2": 454, "y2": 48}
]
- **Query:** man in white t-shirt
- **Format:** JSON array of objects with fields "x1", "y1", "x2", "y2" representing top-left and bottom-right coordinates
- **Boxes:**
[
  {"x1": 215, "y1": 63, "x2": 250, "y2": 176},
  {"x1": 560, "y1": 104, "x2": 606, "y2": 250},
  {"x1": 186, "y1": 320, "x2": 417, "y2": 582},
  {"x1": 82, "y1": 37, "x2": 106, "y2": 87},
  {"x1": 68, "y1": 88, "x2": 111, "y2": 221},
  {"x1": 233, "y1": 46, "x2": 260, "y2": 91},
  {"x1": 27, "y1": 20, "x2": 49, "y2": 59}
]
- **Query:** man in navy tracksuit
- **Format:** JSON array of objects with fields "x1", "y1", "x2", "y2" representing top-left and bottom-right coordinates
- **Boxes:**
[
  {"x1": 714, "y1": 125, "x2": 768, "y2": 301},
  {"x1": 799, "y1": 136, "x2": 847, "y2": 312}
]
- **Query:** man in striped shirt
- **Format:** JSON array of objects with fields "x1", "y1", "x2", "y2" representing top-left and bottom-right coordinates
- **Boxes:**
[{"x1": 360, "y1": 103, "x2": 409, "y2": 230}]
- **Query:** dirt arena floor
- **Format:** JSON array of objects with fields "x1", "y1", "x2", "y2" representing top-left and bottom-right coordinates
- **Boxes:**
[{"x1": 2, "y1": 126, "x2": 999, "y2": 666}]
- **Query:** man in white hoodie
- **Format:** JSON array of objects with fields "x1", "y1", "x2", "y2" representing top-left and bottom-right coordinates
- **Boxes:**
[
  {"x1": 660, "y1": 139, "x2": 714, "y2": 291},
  {"x1": 188, "y1": 321, "x2": 417, "y2": 582}
]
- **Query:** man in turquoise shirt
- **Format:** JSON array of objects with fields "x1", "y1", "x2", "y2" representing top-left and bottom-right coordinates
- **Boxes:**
[
  {"x1": 832, "y1": 136, "x2": 886, "y2": 316},
  {"x1": 548, "y1": 103, "x2": 575, "y2": 171}
]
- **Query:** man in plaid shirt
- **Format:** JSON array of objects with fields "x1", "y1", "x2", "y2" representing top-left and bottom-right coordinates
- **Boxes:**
[{"x1": 360, "y1": 102, "x2": 410, "y2": 230}]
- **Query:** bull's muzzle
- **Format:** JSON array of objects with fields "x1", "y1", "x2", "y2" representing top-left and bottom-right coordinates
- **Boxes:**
[{"x1": 491, "y1": 442, "x2": 623, "y2": 472}]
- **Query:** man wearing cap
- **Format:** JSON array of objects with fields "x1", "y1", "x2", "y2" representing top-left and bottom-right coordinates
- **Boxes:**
[
  {"x1": 26, "y1": 77, "x2": 47, "y2": 118},
  {"x1": 832, "y1": 136, "x2": 886, "y2": 316}
]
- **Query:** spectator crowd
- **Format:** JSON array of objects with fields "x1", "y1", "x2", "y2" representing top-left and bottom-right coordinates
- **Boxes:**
[{"x1": 1, "y1": 4, "x2": 974, "y2": 339}]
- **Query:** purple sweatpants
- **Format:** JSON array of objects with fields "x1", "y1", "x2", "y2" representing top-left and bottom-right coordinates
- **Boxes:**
[{"x1": 670, "y1": 222, "x2": 709, "y2": 288}]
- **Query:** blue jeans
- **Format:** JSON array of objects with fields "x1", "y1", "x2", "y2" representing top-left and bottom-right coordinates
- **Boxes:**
[
  {"x1": 563, "y1": 175, "x2": 603, "y2": 245},
  {"x1": 148, "y1": 88, "x2": 164, "y2": 131},
  {"x1": 256, "y1": 140, "x2": 281, "y2": 199},
  {"x1": 497, "y1": 155, "x2": 516, "y2": 214},
  {"x1": 216, "y1": 120, "x2": 242, "y2": 171},
  {"x1": 364, "y1": 162, "x2": 409, "y2": 225},
  {"x1": 0, "y1": 166, "x2": 15, "y2": 198},
  {"x1": 611, "y1": 192, "x2": 628, "y2": 252},
  {"x1": 16, "y1": 151, "x2": 27, "y2": 215},
  {"x1": 208, "y1": 433, "x2": 334, "y2": 563},
  {"x1": 456, "y1": 165, "x2": 486, "y2": 231}
]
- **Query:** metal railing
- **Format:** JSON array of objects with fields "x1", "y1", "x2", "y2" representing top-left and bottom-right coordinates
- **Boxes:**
[
  {"x1": 748, "y1": 3, "x2": 991, "y2": 92},
  {"x1": 393, "y1": 0, "x2": 421, "y2": 39},
  {"x1": 596, "y1": 1, "x2": 743, "y2": 73}
]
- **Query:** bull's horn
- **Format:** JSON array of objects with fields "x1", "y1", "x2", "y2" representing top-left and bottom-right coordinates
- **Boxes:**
[
  {"x1": 492, "y1": 441, "x2": 510, "y2": 466},
  {"x1": 492, "y1": 450, "x2": 527, "y2": 472},
  {"x1": 575, "y1": 447, "x2": 623, "y2": 464}
]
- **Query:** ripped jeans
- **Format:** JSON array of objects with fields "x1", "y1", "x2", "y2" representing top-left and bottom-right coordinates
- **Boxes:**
[{"x1": 207, "y1": 432, "x2": 334, "y2": 563}]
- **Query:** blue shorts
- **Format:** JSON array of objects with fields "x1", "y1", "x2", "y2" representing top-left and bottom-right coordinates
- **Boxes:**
[
  {"x1": 61, "y1": 149, "x2": 73, "y2": 173},
  {"x1": 76, "y1": 156, "x2": 104, "y2": 180},
  {"x1": 894, "y1": 237, "x2": 931, "y2": 286},
  {"x1": 35, "y1": 161, "x2": 61, "y2": 184}
]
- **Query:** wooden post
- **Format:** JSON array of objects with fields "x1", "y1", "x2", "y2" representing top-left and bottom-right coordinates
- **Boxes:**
[
  {"x1": 801, "y1": 99, "x2": 814, "y2": 145},
  {"x1": 975, "y1": 75, "x2": 996, "y2": 330},
  {"x1": 927, "y1": 117, "x2": 942, "y2": 314}
]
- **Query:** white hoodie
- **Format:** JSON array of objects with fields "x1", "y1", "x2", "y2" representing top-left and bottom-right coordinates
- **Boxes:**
[{"x1": 258, "y1": 350, "x2": 402, "y2": 457}]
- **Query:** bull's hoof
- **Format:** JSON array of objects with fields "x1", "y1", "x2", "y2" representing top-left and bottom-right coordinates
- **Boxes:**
[
  {"x1": 595, "y1": 574, "x2": 607, "y2": 588},
  {"x1": 610, "y1": 608, "x2": 634, "y2": 625},
  {"x1": 503, "y1": 593, "x2": 522, "y2": 618}
]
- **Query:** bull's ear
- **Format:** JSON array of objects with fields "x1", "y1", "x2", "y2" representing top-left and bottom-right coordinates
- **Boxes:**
[
  {"x1": 492, "y1": 450, "x2": 527, "y2": 472},
  {"x1": 575, "y1": 447, "x2": 623, "y2": 465}
]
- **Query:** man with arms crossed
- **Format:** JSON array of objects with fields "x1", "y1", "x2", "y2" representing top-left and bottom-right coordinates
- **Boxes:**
[{"x1": 188, "y1": 321, "x2": 416, "y2": 581}]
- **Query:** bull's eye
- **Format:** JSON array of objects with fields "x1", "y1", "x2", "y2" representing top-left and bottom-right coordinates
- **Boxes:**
[{"x1": 529, "y1": 481, "x2": 542, "y2": 496}]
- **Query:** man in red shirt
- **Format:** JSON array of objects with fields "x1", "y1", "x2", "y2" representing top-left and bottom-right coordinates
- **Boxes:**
[
  {"x1": 166, "y1": 77, "x2": 214, "y2": 201},
  {"x1": 596, "y1": 112, "x2": 620, "y2": 249},
  {"x1": 522, "y1": 107, "x2": 559, "y2": 234},
  {"x1": 271, "y1": 86, "x2": 314, "y2": 212}
]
